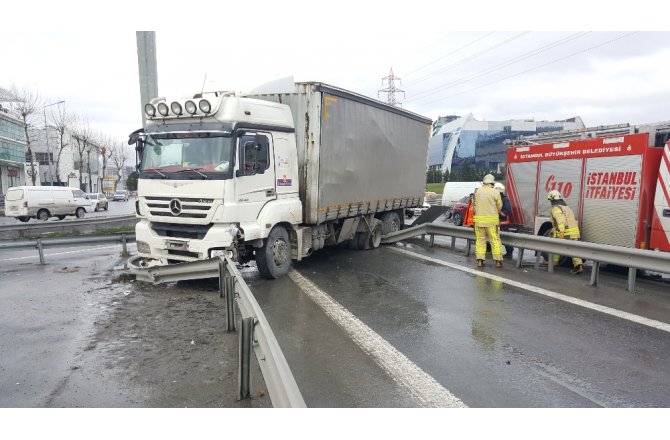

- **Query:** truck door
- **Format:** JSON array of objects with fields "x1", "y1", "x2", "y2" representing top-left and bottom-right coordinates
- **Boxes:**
[{"x1": 234, "y1": 133, "x2": 276, "y2": 221}]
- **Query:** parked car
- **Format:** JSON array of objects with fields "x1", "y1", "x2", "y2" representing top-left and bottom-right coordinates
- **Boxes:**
[
  {"x1": 87, "y1": 192, "x2": 109, "y2": 211},
  {"x1": 112, "y1": 190, "x2": 129, "y2": 201},
  {"x1": 450, "y1": 195, "x2": 472, "y2": 226},
  {"x1": 3, "y1": 186, "x2": 91, "y2": 222}
]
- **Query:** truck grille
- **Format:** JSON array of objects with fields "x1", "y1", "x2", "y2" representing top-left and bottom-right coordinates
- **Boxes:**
[
  {"x1": 152, "y1": 222, "x2": 213, "y2": 240},
  {"x1": 144, "y1": 196, "x2": 214, "y2": 219}
]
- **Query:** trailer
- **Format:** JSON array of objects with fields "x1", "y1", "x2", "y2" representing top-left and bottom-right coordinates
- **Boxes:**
[{"x1": 505, "y1": 122, "x2": 670, "y2": 252}]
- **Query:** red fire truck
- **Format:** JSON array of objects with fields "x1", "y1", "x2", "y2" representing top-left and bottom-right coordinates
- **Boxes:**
[{"x1": 505, "y1": 122, "x2": 670, "y2": 252}]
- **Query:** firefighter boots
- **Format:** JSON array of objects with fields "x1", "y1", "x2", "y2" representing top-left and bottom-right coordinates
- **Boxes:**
[
  {"x1": 477, "y1": 259, "x2": 485, "y2": 268},
  {"x1": 570, "y1": 264, "x2": 584, "y2": 275},
  {"x1": 496, "y1": 260, "x2": 503, "y2": 269}
]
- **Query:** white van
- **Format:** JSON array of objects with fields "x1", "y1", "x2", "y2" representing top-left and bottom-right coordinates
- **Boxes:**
[
  {"x1": 441, "y1": 181, "x2": 483, "y2": 210},
  {"x1": 4, "y1": 186, "x2": 92, "y2": 222}
]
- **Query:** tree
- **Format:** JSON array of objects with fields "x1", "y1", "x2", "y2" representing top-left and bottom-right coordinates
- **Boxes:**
[
  {"x1": 126, "y1": 171, "x2": 139, "y2": 191},
  {"x1": 112, "y1": 142, "x2": 129, "y2": 190},
  {"x1": 10, "y1": 85, "x2": 42, "y2": 186},
  {"x1": 100, "y1": 135, "x2": 114, "y2": 192},
  {"x1": 71, "y1": 117, "x2": 92, "y2": 191},
  {"x1": 50, "y1": 105, "x2": 73, "y2": 185}
]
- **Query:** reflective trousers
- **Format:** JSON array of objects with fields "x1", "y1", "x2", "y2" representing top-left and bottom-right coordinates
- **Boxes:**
[
  {"x1": 553, "y1": 234, "x2": 583, "y2": 267},
  {"x1": 475, "y1": 225, "x2": 502, "y2": 261}
]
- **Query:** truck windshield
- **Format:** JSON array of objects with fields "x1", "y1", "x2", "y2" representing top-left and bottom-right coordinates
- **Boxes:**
[{"x1": 140, "y1": 133, "x2": 233, "y2": 178}]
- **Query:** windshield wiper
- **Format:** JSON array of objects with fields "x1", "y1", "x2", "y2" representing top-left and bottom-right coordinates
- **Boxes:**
[
  {"x1": 174, "y1": 167, "x2": 209, "y2": 179},
  {"x1": 144, "y1": 168, "x2": 166, "y2": 177}
]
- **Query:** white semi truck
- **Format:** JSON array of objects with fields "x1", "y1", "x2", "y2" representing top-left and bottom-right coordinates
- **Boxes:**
[{"x1": 128, "y1": 81, "x2": 431, "y2": 278}]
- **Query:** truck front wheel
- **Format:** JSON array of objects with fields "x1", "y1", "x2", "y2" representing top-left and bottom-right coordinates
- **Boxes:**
[{"x1": 256, "y1": 226, "x2": 292, "y2": 279}]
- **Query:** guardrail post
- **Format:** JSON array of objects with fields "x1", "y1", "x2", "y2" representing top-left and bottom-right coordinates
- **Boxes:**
[
  {"x1": 36, "y1": 239, "x2": 45, "y2": 265},
  {"x1": 121, "y1": 234, "x2": 128, "y2": 254},
  {"x1": 516, "y1": 248, "x2": 524, "y2": 268},
  {"x1": 465, "y1": 239, "x2": 471, "y2": 256},
  {"x1": 534, "y1": 251, "x2": 542, "y2": 270},
  {"x1": 429, "y1": 234, "x2": 434, "y2": 247},
  {"x1": 450, "y1": 237, "x2": 456, "y2": 249},
  {"x1": 218, "y1": 258, "x2": 236, "y2": 332},
  {"x1": 238, "y1": 316, "x2": 254, "y2": 400},
  {"x1": 590, "y1": 261, "x2": 600, "y2": 286},
  {"x1": 627, "y1": 267, "x2": 636, "y2": 292},
  {"x1": 547, "y1": 254, "x2": 554, "y2": 273}
]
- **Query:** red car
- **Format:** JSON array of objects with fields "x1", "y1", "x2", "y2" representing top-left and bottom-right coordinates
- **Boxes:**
[{"x1": 450, "y1": 195, "x2": 471, "y2": 226}]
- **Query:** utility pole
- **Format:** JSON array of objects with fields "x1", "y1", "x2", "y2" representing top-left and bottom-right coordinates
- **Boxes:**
[
  {"x1": 378, "y1": 68, "x2": 405, "y2": 107},
  {"x1": 136, "y1": 31, "x2": 159, "y2": 125}
]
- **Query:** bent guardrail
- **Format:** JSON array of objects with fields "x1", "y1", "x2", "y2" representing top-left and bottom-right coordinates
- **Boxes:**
[
  {"x1": 384, "y1": 223, "x2": 670, "y2": 292},
  {"x1": 129, "y1": 255, "x2": 306, "y2": 408}
]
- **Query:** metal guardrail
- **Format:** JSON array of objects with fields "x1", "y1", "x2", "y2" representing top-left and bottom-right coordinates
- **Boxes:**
[
  {"x1": 383, "y1": 223, "x2": 670, "y2": 292},
  {"x1": 0, "y1": 234, "x2": 135, "y2": 264},
  {"x1": 0, "y1": 214, "x2": 136, "y2": 233},
  {"x1": 129, "y1": 255, "x2": 307, "y2": 408}
]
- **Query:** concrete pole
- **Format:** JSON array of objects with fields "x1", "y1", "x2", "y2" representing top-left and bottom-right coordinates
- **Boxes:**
[{"x1": 136, "y1": 31, "x2": 159, "y2": 126}]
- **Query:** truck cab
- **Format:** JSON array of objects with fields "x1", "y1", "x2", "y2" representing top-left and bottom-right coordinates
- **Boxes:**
[{"x1": 131, "y1": 92, "x2": 301, "y2": 277}]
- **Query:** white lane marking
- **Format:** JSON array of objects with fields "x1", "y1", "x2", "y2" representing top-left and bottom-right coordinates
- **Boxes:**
[
  {"x1": 0, "y1": 245, "x2": 123, "y2": 262},
  {"x1": 288, "y1": 269, "x2": 467, "y2": 408},
  {"x1": 390, "y1": 246, "x2": 670, "y2": 334}
]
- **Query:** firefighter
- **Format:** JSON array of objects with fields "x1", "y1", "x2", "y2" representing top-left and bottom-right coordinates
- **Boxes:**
[
  {"x1": 474, "y1": 174, "x2": 503, "y2": 268},
  {"x1": 547, "y1": 190, "x2": 584, "y2": 274}
]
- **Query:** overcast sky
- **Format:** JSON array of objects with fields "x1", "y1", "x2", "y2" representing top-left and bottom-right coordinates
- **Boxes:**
[{"x1": 3, "y1": 2, "x2": 669, "y2": 152}]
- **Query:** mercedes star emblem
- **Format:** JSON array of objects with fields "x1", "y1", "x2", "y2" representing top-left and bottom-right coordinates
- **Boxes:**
[{"x1": 169, "y1": 199, "x2": 182, "y2": 216}]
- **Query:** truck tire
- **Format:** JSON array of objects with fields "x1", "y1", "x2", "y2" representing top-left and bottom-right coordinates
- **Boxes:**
[
  {"x1": 37, "y1": 209, "x2": 50, "y2": 221},
  {"x1": 356, "y1": 218, "x2": 383, "y2": 250},
  {"x1": 381, "y1": 211, "x2": 401, "y2": 235},
  {"x1": 256, "y1": 225, "x2": 291, "y2": 279}
]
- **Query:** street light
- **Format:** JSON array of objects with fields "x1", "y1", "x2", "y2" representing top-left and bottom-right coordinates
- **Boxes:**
[{"x1": 43, "y1": 100, "x2": 65, "y2": 186}]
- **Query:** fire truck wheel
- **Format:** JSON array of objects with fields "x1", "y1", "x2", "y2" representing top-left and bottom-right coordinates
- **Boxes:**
[
  {"x1": 256, "y1": 225, "x2": 291, "y2": 279},
  {"x1": 541, "y1": 228, "x2": 571, "y2": 267}
]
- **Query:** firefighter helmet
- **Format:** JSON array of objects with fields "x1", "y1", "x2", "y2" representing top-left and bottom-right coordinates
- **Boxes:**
[
  {"x1": 547, "y1": 190, "x2": 562, "y2": 200},
  {"x1": 482, "y1": 174, "x2": 495, "y2": 184},
  {"x1": 494, "y1": 183, "x2": 505, "y2": 192}
]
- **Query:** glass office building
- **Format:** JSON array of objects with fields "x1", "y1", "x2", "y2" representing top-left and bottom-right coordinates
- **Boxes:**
[
  {"x1": 0, "y1": 96, "x2": 27, "y2": 197},
  {"x1": 427, "y1": 113, "x2": 585, "y2": 173}
]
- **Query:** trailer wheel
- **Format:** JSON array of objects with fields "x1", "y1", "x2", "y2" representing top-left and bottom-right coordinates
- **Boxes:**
[
  {"x1": 356, "y1": 218, "x2": 382, "y2": 250},
  {"x1": 37, "y1": 209, "x2": 50, "y2": 221},
  {"x1": 256, "y1": 225, "x2": 291, "y2": 279},
  {"x1": 381, "y1": 211, "x2": 401, "y2": 235}
]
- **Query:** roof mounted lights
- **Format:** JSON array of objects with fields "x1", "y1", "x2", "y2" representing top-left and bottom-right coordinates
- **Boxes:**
[
  {"x1": 185, "y1": 100, "x2": 197, "y2": 115},
  {"x1": 145, "y1": 104, "x2": 156, "y2": 117},
  {"x1": 199, "y1": 99, "x2": 211, "y2": 114},
  {"x1": 157, "y1": 102, "x2": 169, "y2": 117},
  {"x1": 170, "y1": 101, "x2": 183, "y2": 116}
]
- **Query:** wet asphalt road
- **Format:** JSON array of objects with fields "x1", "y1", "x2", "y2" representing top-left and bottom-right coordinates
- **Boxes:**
[
  {"x1": 3, "y1": 223, "x2": 670, "y2": 407},
  {"x1": 248, "y1": 239, "x2": 670, "y2": 407},
  {"x1": 0, "y1": 244, "x2": 268, "y2": 408}
]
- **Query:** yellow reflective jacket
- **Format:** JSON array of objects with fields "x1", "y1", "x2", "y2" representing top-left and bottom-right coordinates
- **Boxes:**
[
  {"x1": 473, "y1": 184, "x2": 502, "y2": 227},
  {"x1": 551, "y1": 204, "x2": 580, "y2": 238}
]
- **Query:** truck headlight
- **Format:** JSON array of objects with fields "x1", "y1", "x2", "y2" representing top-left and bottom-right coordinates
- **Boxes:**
[
  {"x1": 144, "y1": 104, "x2": 156, "y2": 117},
  {"x1": 185, "y1": 100, "x2": 197, "y2": 115},
  {"x1": 157, "y1": 102, "x2": 169, "y2": 116},
  {"x1": 210, "y1": 249, "x2": 232, "y2": 258},
  {"x1": 199, "y1": 99, "x2": 211, "y2": 114}
]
